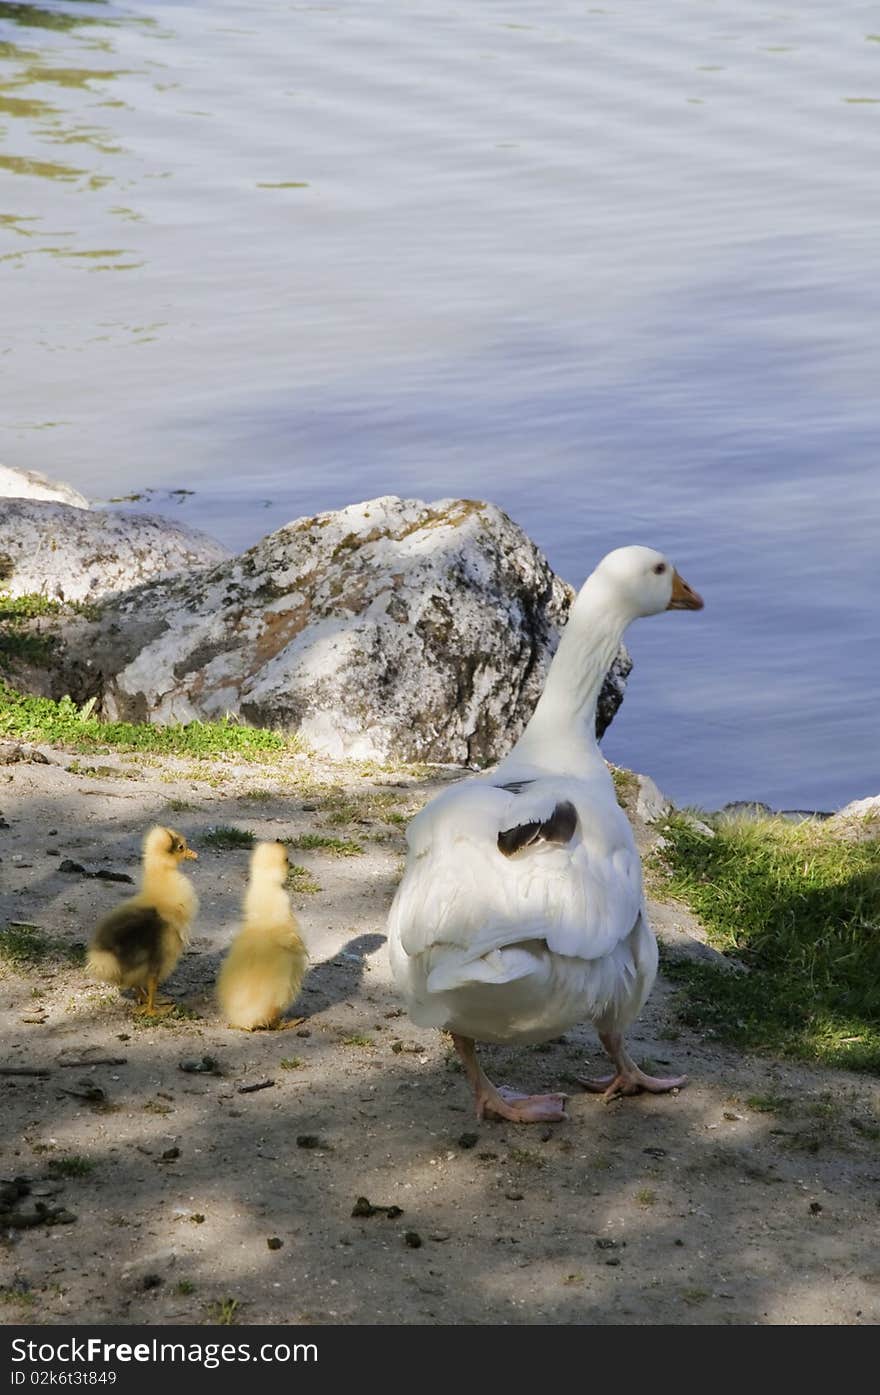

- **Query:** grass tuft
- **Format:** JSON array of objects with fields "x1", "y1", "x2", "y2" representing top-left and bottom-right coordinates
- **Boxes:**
[
  {"x1": 660, "y1": 812, "x2": 880, "y2": 1070},
  {"x1": 285, "y1": 833, "x2": 363, "y2": 857},
  {"x1": 48, "y1": 1154, "x2": 94, "y2": 1178},
  {"x1": 0, "y1": 922, "x2": 84, "y2": 969},
  {"x1": 202, "y1": 825, "x2": 254, "y2": 850}
]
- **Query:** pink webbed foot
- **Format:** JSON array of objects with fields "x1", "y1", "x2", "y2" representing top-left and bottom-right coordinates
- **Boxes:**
[
  {"x1": 578, "y1": 1068, "x2": 688, "y2": 1102},
  {"x1": 477, "y1": 1084, "x2": 568, "y2": 1124}
]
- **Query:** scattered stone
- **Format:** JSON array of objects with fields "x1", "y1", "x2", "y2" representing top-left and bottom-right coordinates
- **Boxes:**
[
  {"x1": 58, "y1": 859, "x2": 87, "y2": 876},
  {"x1": 142, "y1": 1274, "x2": 162, "y2": 1291},
  {"x1": 267, "y1": 1237, "x2": 283, "y2": 1251},
  {"x1": 0, "y1": 744, "x2": 50, "y2": 766},
  {"x1": 809, "y1": 1202, "x2": 823, "y2": 1216},
  {"x1": 351, "y1": 1197, "x2": 404, "y2": 1219},
  {"x1": 237, "y1": 1079, "x2": 274, "y2": 1094},
  {"x1": 457, "y1": 1132, "x2": 479, "y2": 1150},
  {"x1": 722, "y1": 801, "x2": 773, "y2": 819},
  {"x1": 295, "y1": 1135, "x2": 326, "y2": 1150},
  {"x1": 643, "y1": 1146, "x2": 667, "y2": 1159},
  {"x1": 59, "y1": 1081, "x2": 108, "y2": 1106},
  {"x1": 179, "y1": 1056, "x2": 221, "y2": 1075},
  {"x1": 636, "y1": 773, "x2": 671, "y2": 824},
  {"x1": 605, "y1": 1258, "x2": 621, "y2": 1267},
  {"x1": 428, "y1": 1231, "x2": 451, "y2": 1242},
  {"x1": 595, "y1": 1238, "x2": 619, "y2": 1250},
  {"x1": 504, "y1": 1191, "x2": 524, "y2": 1202},
  {"x1": 159, "y1": 1148, "x2": 180, "y2": 1162},
  {"x1": 404, "y1": 1231, "x2": 423, "y2": 1249},
  {"x1": 94, "y1": 869, "x2": 135, "y2": 884}
]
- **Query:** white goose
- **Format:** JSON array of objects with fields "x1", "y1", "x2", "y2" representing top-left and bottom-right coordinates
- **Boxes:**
[{"x1": 388, "y1": 545, "x2": 703, "y2": 1123}]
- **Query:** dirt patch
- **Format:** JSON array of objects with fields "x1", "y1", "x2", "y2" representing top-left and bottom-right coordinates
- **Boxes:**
[{"x1": 0, "y1": 751, "x2": 877, "y2": 1326}]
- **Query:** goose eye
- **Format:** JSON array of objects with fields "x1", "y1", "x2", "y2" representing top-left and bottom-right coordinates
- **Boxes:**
[{"x1": 653, "y1": 562, "x2": 667, "y2": 575}]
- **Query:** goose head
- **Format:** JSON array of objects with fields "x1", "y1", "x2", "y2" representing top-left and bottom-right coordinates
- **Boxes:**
[{"x1": 591, "y1": 545, "x2": 704, "y2": 620}]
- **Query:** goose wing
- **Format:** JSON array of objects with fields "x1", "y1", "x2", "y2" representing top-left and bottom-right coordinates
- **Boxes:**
[{"x1": 389, "y1": 778, "x2": 642, "y2": 988}]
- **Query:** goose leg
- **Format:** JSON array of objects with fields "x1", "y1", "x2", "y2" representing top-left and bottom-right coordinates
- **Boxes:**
[
  {"x1": 452, "y1": 1034, "x2": 568, "y2": 1123},
  {"x1": 579, "y1": 1031, "x2": 687, "y2": 1102}
]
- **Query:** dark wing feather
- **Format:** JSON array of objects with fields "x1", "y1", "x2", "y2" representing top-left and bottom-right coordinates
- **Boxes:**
[
  {"x1": 92, "y1": 903, "x2": 165, "y2": 978},
  {"x1": 497, "y1": 799, "x2": 578, "y2": 858}
]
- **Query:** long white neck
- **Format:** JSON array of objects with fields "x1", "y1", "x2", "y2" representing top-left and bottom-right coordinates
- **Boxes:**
[{"x1": 506, "y1": 574, "x2": 632, "y2": 774}]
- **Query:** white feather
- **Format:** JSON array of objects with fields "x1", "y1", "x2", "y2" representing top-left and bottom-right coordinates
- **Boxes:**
[{"x1": 388, "y1": 767, "x2": 656, "y2": 1045}]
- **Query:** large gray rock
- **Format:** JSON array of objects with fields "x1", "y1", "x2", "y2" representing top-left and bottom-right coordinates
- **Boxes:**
[
  {"x1": 0, "y1": 499, "x2": 229, "y2": 602},
  {"x1": 0, "y1": 464, "x2": 90, "y2": 509},
  {"x1": 59, "y1": 496, "x2": 630, "y2": 765}
]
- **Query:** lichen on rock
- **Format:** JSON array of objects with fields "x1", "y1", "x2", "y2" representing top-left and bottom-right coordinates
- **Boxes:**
[{"x1": 0, "y1": 499, "x2": 229, "y2": 602}]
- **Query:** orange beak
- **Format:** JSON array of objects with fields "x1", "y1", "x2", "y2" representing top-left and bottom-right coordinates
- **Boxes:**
[
  {"x1": 667, "y1": 570, "x2": 704, "y2": 611},
  {"x1": 183, "y1": 848, "x2": 198, "y2": 861}
]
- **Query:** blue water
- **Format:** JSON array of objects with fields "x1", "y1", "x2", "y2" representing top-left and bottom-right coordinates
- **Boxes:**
[{"x1": 2, "y1": 0, "x2": 879, "y2": 809}]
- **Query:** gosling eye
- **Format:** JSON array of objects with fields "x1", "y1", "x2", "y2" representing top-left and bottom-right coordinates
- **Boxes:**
[{"x1": 653, "y1": 562, "x2": 667, "y2": 576}]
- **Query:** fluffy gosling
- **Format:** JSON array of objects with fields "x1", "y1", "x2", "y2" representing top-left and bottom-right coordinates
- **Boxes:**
[
  {"x1": 217, "y1": 841, "x2": 307, "y2": 1030},
  {"x1": 87, "y1": 826, "x2": 198, "y2": 1015}
]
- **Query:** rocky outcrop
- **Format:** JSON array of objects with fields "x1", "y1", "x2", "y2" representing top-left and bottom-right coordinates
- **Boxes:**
[
  {"x1": 56, "y1": 496, "x2": 630, "y2": 765},
  {"x1": 0, "y1": 464, "x2": 90, "y2": 509},
  {"x1": 828, "y1": 795, "x2": 880, "y2": 842},
  {"x1": 0, "y1": 500, "x2": 229, "y2": 602}
]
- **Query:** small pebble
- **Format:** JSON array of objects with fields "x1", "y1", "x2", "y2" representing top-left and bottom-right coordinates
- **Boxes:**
[
  {"x1": 142, "y1": 1274, "x2": 162, "y2": 1291},
  {"x1": 58, "y1": 859, "x2": 86, "y2": 875},
  {"x1": 159, "y1": 1147, "x2": 180, "y2": 1162},
  {"x1": 267, "y1": 1237, "x2": 283, "y2": 1251},
  {"x1": 457, "y1": 1132, "x2": 479, "y2": 1149},
  {"x1": 809, "y1": 1202, "x2": 823, "y2": 1215},
  {"x1": 504, "y1": 1191, "x2": 524, "y2": 1202},
  {"x1": 404, "y1": 1230, "x2": 422, "y2": 1249}
]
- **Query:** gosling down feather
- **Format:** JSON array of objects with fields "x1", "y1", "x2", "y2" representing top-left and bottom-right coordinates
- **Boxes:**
[
  {"x1": 87, "y1": 826, "x2": 198, "y2": 1015},
  {"x1": 388, "y1": 545, "x2": 704, "y2": 1122},
  {"x1": 217, "y1": 841, "x2": 307, "y2": 1030}
]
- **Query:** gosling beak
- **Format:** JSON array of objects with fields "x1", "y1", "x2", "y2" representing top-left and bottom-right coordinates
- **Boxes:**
[
  {"x1": 667, "y1": 570, "x2": 704, "y2": 611},
  {"x1": 183, "y1": 849, "x2": 198, "y2": 861}
]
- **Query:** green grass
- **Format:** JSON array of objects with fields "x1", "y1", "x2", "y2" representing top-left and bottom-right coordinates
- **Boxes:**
[
  {"x1": 0, "y1": 922, "x2": 85, "y2": 969},
  {"x1": 0, "y1": 683, "x2": 292, "y2": 759},
  {"x1": 286, "y1": 864, "x2": 321, "y2": 895},
  {"x1": 660, "y1": 812, "x2": 880, "y2": 1070},
  {"x1": 47, "y1": 1155, "x2": 94, "y2": 1178},
  {"x1": 202, "y1": 825, "x2": 255, "y2": 850},
  {"x1": 285, "y1": 833, "x2": 364, "y2": 857},
  {"x1": 0, "y1": 593, "x2": 98, "y2": 669},
  {"x1": 609, "y1": 764, "x2": 637, "y2": 809},
  {"x1": 207, "y1": 1297, "x2": 239, "y2": 1326}
]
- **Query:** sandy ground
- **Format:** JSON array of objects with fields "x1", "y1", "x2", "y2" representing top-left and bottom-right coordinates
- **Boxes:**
[{"x1": 1, "y1": 744, "x2": 878, "y2": 1327}]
